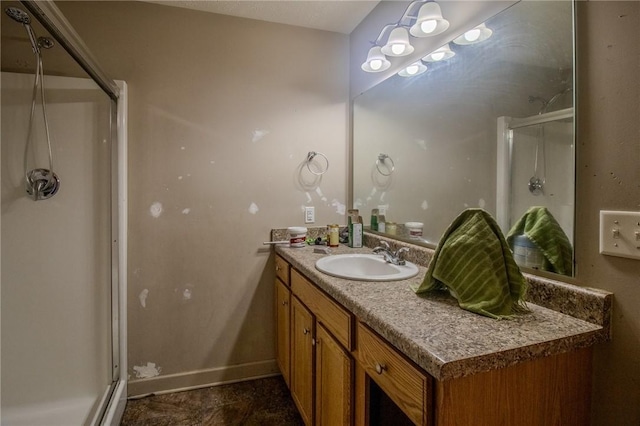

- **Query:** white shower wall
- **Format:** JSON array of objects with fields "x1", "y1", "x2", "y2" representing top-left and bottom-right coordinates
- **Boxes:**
[{"x1": 1, "y1": 72, "x2": 113, "y2": 425}]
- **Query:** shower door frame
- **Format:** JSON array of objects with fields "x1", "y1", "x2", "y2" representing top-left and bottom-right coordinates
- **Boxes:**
[{"x1": 20, "y1": 1, "x2": 129, "y2": 424}]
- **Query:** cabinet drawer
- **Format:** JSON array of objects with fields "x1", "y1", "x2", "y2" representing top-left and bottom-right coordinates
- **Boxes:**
[
  {"x1": 291, "y1": 269, "x2": 353, "y2": 350},
  {"x1": 357, "y1": 322, "x2": 432, "y2": 426},
  {"x1": 275, "y1": 255, "x2": 290, "y2": 285}
]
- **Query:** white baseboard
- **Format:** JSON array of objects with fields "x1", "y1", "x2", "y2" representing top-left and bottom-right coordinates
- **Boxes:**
[{"x1": 127, "y1": 359, "x2": 280, "y2": 398}]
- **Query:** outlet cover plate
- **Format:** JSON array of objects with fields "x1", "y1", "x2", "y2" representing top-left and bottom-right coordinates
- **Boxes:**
[
  {"x1": 599, "y1": 210, "x2": 640, "y2": 260},
  {"x1": 304, "y1": 206, "x2": 315, "y2": 224}
]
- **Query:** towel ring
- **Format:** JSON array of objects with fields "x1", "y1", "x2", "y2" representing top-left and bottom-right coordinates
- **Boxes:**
[
  {"x1": 376, "y1": 153, "x2": 395, "y2": 176},
  {"x1": 306, "y1": 151, "x2": 329, "y2": 176}
]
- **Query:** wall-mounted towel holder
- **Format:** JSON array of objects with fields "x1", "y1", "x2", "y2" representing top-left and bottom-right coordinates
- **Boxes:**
[
  {"x1": 306, "y1": 151, "x2": 329, "y2": 176},
  {"x1": 376, "y1": 153, "x2": 395, "y2": 176}
]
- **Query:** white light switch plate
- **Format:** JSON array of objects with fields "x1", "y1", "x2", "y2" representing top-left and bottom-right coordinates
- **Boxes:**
[
  {"x1": 304, "y1": 206, "x2": 315, "y2": 224},
  {"x1": 599, "y1": 210, "x2": 640, "y2": 260}
]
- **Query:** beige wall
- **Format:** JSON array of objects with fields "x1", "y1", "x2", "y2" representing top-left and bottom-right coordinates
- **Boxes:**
[
  {"x1": 57, "y1": 1, "x2": 349, "y2": 393},
  {"x1": 576, "y1": 2, "x2": 640, "y2": 425}
]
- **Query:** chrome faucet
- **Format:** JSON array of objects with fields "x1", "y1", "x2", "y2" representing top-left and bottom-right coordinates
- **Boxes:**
[{"x1": 372, "y1": 241, "x2": 409, "y2": 266}]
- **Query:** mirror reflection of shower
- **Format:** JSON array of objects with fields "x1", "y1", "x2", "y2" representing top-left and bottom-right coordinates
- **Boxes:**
[
  {"x1": 5, "y1": 7, "x2": 60, "y2": 201},
  {"x1": 526, "y1": 87, "x2": 573, "y2": 196}
]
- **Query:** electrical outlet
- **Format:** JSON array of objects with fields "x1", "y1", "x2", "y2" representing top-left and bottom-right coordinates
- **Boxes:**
[
  {"x1": 304, "y1": 206, "x2": 315, "y2": 224},
  {"x1": 599, "y1": 210, "x2": 640, "y2": 260}
]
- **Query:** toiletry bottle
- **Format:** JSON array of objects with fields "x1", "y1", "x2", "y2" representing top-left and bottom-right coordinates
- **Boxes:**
[{"x1": 370, "y1": 209, "x2": 379, "y2": 231}]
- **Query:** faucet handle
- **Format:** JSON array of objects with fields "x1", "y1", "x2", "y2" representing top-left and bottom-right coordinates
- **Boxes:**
[
  {"x1": 372, "y1": 240, "x2": 390, "y2": 254},
  {"x1": 395, "y1": 247, "x2": 409, "y2": 265}
]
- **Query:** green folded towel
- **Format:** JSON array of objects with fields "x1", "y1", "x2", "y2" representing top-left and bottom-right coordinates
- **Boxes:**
[
  {"x1": 412, "y1": 209, "x2": 528, "y2": 319},
  {"x1": 507, "y1": 206, "x2": 573, "y2": 276}
]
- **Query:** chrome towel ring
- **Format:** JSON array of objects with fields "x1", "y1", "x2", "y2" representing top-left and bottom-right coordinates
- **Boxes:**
[
  {"x1": 306, "y1": 151, "x2": 329, "y2": 176},
  {"x1": 376, "y1": 153, "x2": 395, "y2": 176}
]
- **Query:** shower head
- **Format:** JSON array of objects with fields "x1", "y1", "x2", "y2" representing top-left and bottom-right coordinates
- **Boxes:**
[
  {"x1": 4, "y1": 7, "x2": 41, "y2": 54},
  {"x1": 5, "y1": 7, "x2": 31, "y2": 24}
]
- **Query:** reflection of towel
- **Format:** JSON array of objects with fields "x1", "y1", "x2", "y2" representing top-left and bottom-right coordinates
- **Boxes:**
[
  {"x1": 412, "y1": 209, "x2": 528, "y2": 319},
  {"x1": 507, "y1": 206, "x2": 573, "y2": 276}
]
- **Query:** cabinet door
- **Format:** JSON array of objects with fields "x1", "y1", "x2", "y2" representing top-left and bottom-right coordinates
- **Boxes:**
[
  {"x1": 291, "y1": 296, "x2": 315, "y2": 426},
  {"x1": 316, "y1": 323, "x2": 353, "y2": 426},
  {"x1": 275, "y1": 278, "x2": 291, "y2": 387}
]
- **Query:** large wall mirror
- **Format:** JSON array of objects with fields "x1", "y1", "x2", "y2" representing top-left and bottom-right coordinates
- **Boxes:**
[{"x1": 353, "y1": 1, "x2": 575, "y2": 277}]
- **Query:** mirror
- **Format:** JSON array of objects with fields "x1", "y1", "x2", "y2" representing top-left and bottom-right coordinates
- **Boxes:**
[{"x1": 353, "y1": 1, "x2": 575, "y2": 276}]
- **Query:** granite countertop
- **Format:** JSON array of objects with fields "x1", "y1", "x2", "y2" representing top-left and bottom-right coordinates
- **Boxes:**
[{"x1": 275, "y1": 240, "x2": 611, "y2": 381}]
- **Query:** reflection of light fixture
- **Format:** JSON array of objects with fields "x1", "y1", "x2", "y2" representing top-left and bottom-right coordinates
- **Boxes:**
[
  {"x1": 381, "y1": 27, "x2": 414, "y2": 57},
  {"x1": 398, "y1": 61, "x2": 427, "y2": 77},
  {"x1": 422, "y1": 43, "x2": 455, "y2": 62},
  {"x1": 361, "y1": 46, "x2": 391, "y2": 73},
  {"x1": 409, "y1": 2, "x2": 449, "y2": 37},
  {"x1": 453, "y1": 23, "x2": 493, "y2": 45}
]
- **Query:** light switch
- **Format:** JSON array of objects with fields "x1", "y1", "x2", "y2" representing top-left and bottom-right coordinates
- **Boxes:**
[
  {"x1": 599, "y1": 210, "x2": 640, "y2": 260},
  {"x1": 304, "y1": 206, "x2": 315, "y2": 224}
]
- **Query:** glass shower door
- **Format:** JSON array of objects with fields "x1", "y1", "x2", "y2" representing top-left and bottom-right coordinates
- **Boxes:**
[{"x1": 1, "y1": 71, "x2": 114, "y2": 425}]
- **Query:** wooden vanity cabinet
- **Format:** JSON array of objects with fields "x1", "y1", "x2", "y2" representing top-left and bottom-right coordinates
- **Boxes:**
[
  {"x1": 356, "y1": 322, "x2": 432, "y2": 426},
  {"x1": 274, "y1": 255, "x2": 291, "y2": 387},
  {"x1": 275, "y1": 277, "x2": 291, "y2": 387},
  {"x1": 315, "y1": 323, "x2": 353, "y2": 426},
  {"x1": 291, "y1": 296, "x2": 315, "y2": 425},
  {"x1": 275, "y1": 254, "x2": 593, "y2": 426},
  {"x1": 275, "y1": 261, "x2": 355, "y2": 426}
]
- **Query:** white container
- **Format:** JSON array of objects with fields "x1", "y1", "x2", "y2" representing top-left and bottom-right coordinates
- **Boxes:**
[
  {"x1": 288, "y1": 227, "x2": 308, "y2": 248},
  {"x1": 405, "y1": 222, "x2": 424, "y2": 239}
]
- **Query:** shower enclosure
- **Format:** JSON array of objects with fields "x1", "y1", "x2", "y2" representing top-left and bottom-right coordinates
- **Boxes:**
[{"x1": 1, "y1": 1, "x2": 127, "y2": 424}]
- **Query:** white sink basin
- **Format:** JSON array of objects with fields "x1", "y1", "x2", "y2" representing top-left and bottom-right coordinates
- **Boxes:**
[{"x1": 315, "y1": 254, "x2": 419, "y2": 282}]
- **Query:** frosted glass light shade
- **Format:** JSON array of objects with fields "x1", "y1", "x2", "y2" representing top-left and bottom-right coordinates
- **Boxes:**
[
  {"x1": 453, "y1": 23, "x2": 493, "y2": 45},
  {"x1": 422, "y1": 43, "x2": 455, "y2": 62},
  {"x1": 361, "y1": 46, "x2": 391, "y2": 73},
  {"x1": 410, "y1": 2, "x2": 450, "y2": 37},
  {"x1": 381, "y1": 27, "x2": 414, "y2": 57},
  {"x1": 398, "y1": 61, "x2": 427, "y2": 77}
]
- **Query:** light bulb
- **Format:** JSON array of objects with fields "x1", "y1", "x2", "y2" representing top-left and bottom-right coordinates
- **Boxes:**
[
  {"x1": 464, "y1": 28, "x2": 481, "y2": 42},
  {"x1": 391, "y1": 43, "x2": 406, "y2": 55},
  {"x1": 431, "y1": 51, "x2": 445, "y2": 61},
  {"x1": 369, "y1": 59, "x2": 382, "y2": 71},
  {"x1": 406, "y1": 65, "x2": 419, "y2": 75},
  {"x1": 420, "y1": 19, "x2": 438, "y2": 34}
]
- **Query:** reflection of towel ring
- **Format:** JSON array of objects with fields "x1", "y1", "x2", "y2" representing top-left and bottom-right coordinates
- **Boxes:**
[
  {"x1": 376, "y1": 153, "x2": 395, "y2": 176},
  {"x1": 306, "y1": 151, "x2": 329, "y2": 176}
]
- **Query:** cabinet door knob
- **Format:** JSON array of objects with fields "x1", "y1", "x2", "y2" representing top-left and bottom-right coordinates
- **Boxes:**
[
  {"x1": 275, "y1": 265, "x2": 281, "y2": 271},
  {"x1": 282, "y1": 300, "x2": 288, "y2": 306},
  {"x1": 303, "y1": 328, "x2": 310, "y2": 335},
  {"x1": 312, "y1": 338, "x2": 317, "y2": 346},
  {"x1": 375, "y1": 363, "x2": 387, "y2": 375}
]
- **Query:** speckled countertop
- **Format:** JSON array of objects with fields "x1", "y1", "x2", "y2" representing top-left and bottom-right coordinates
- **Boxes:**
[{"x1": 274, "y1": 232, "x2": 612, "y2": 381}]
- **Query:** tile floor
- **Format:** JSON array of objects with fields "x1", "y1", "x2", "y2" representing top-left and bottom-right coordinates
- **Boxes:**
[{"x1": 120, "y1": 376, "x2": 303, "y2": 426}]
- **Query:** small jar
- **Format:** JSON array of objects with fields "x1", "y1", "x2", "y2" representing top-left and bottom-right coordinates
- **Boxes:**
[
  {"x1": 328, "y1": 224, "x2": 340, "y2": 247},
  {"x1": 386, "y1": 222, "x2": 397, "y2": 235},
  {"x1": 405, "y1": 222, "x2": 424, "y2": 239},
  {"x1": 288, "y1": 227, "x2": 307, "y2": 248}
]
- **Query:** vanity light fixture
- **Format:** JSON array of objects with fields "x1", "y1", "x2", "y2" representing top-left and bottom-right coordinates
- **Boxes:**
[
  {"x1": 361, "y1": 46, "x2": 391, "y2": 73},
  {"x1": 422, "y1": 43, "x2": 455, "y2": 62},
  {"x1": 409, "y1": 1, "x2": 449, "y2": 37},
  {"x1": 452, "y1": 23, "x2": 493, "y2": 45},
  {"x1": 398, "y1": 61, "x2": 427, "y2": 77},
  {"x1": 381, "y1": 26, "x2": 414, "y2": 57}
]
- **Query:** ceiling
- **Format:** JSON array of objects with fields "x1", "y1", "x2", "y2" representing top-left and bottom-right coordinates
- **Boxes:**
[{"x1": 139, "y1": 0, "x2": 380, "y2": 34}]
